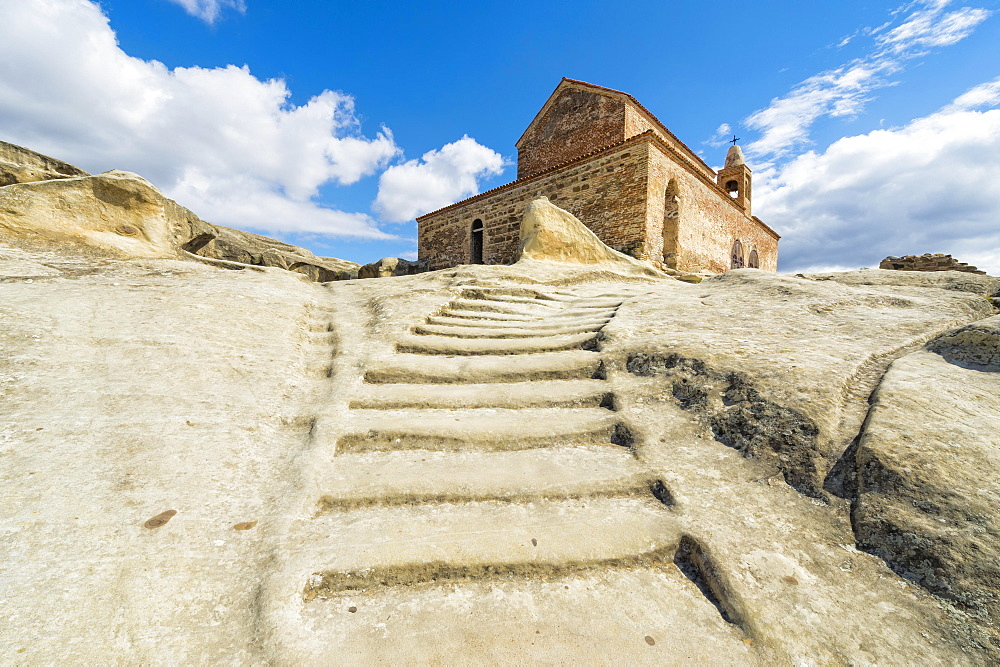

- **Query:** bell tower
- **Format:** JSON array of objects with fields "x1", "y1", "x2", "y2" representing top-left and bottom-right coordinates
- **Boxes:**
[{"x1": 716, "y1": 143, "x2": 751, "y2": 215}]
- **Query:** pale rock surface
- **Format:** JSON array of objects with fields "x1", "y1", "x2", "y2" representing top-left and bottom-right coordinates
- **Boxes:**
[
  {"x1": 357, "y1": 256, "x2": 426, "y2": 279},
  {"x1": 0, "y1": 158, "x2": 357, "y2": 281},
  {"x1": 2, "y1": 163, "x2": 999, "y2": 662},
  {"x1": 1, "y1": 237, "x2": 997, "y2": 662},
  {"x1": 0, "y1": 140, "x2": 89, "y2": 186},
  {"x1": 191, "y1": 225, "x2": 358, "y2": 282},
  {"x1": 516, "y1": 197, "x2": 663, "y2": 278},
  {"x1": 0, "y1": 170, "x2": 215, "y2": 259},
  {"x1": 851, "y1": 316, "x2": 1000, "y2": 640}
]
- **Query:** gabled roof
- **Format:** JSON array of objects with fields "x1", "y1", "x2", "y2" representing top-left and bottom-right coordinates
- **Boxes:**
[{"x1": 515, "y1": 78, "x2": 715, "y2": 176}]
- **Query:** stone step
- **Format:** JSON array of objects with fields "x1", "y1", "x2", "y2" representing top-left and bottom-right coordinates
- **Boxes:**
[
  {"x1": 396, "y1": 331, "x2": 597, "y2": 356},
  {"x1": 425, "y1": 314, "x2": 611, "y2": 330},
  {"x1": 562, "y1": 298, "x2": 626, "y2": 309},
  {"x1": 457, "y1": 292, "x2": 567, "y2": 307},
  {"x1": 349, "y1": 379, "x2": 612, "y2": 409},
  {"x1": 437, "y1": 308, "x2": 545, "y2": 322},
  {"x1": 362, "y1": 350, "x2": 603, "y2": 384},
  {"x1": 301, "y1": 496, "x2": 680, "y2": 599},
  {"x1": 439, "y1": 306, "x2": 618, "y2": 322},
  {"x1": 413, "y1": 322, "x2": 606, "y2": 339},
  {"x1": 334, "y1": 407, "x2": 624, "y2": 453},
  {"x1": 446, "y1": 299, "x2": 559, "y2": 316},
  {"x1": 458, "y1": 287, "x2": 574, "y2": 301},
  {"x1": 315, "y1": 446, "x2": 652, "y2": 509}
]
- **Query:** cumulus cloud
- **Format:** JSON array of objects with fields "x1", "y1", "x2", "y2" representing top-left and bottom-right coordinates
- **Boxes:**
[
  {"x1": 167, "y1": 0, "x2": 246, "y2": 24},
  {"x1": 745, "y1": 0, "x2": 991, "y2": 161},
  {"x1": 0, "y1": 0, "x2": 400, "y2": 239},
  {"x1": 755, "y1": 80, "x2": 1000, "y2": 274},
  {"x1": 373, "y1": 136, "x2": 505, "y2": 223}
]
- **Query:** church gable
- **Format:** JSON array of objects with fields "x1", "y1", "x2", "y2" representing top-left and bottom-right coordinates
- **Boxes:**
[{"x1": 515, "y1": 83, "x2": 628, "y2": 179}]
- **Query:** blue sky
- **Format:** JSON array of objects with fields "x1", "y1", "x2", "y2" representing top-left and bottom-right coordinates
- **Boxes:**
[{"x1": 2, "y1": 0, "x2": 999, "y2": 272}]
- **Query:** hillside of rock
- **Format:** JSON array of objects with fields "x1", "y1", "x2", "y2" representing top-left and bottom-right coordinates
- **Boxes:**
[
  {"x1": 0, "y1": 140, "x2": 357, "y2": 280},
  {"x1": 1, "y1": 170, "x2": 998, "y2": 662}
]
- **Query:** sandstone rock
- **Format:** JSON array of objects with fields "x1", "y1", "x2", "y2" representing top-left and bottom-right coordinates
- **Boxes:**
[
  {"x1": 0, "y1": 139, "x2": 89, "y2": 186},
  {"x1": 849, "y1": 316, "x2": 1000, "y2": 643},
  {"x1": 515, "y1": 197, "x2": 663, "y2": 278},
  {"x1": 191, "y1": 225, "x2": 358, "y2": 282},
  {"x1": 1, "y1": 237, "x2": 998, "y2": 661},
  {"x1": 357, "y1": 256, "x2": 427, "y2": 279},
  {"x1": 804, "y1": 268, "x2": 999, "y2": 296},
  {"x1": 0, "y1": 153, "x2": 357, "y2": 281},
  {"x1": 0, "y1": 169, "x2": 216, "y2": 259}
]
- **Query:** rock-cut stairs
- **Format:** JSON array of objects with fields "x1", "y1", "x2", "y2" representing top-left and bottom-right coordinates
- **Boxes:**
[{"x1": 300, "y1": 286, "x2": 682, "y2": 602}]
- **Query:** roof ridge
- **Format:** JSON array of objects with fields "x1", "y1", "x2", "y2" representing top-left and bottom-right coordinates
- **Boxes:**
[{"x1": 555, "y1": 78, "x2": 715, "y2": 175}]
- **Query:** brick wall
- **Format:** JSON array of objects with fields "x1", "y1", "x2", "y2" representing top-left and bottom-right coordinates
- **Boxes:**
[
  {"x1": 419, "y1": 140, "x2": 650, "y2": 270},
  {"x1": 624, "y1": 106, "x2": 715, "y2": 181},
  {"x1": 646, "y1": 141, "x2": 777, "y2": 273},
  {"x1": 516, "y1": 87, "x2": 627, "y2": 179}
]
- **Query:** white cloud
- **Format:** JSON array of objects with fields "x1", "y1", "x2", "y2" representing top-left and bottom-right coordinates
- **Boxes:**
[
  {"x1": 745, "y1": 0, "x2": 992, "y2": 161},
  {"x1": 167, "y1": 0, "x2": 246, "y2": 24},
  {"x1": 756, "y1": 81, "x2": 1000, "y2": 275},
  {"x1": 945, "y1": 76, "x2": 1000, "y2": 111},
  {"x1": 373, "y1": 136, "x2": 505, "y2": 223},
  {"x1": 0, "y1": 0, "x2": 401, "y2": 239},
  {"x1": 704, "y1": 123, "x2": 733, "y2": 147}
]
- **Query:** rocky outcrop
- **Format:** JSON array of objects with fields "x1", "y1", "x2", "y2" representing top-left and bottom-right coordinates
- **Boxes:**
[
  {"x1": 0, "y1": 169, "x2": 217, "y2": 259},
  {"x1": 516, "y1": 197, "x2": 663, "y2": 278},
  {"x1": 357, "y1": 256, "x2": 426, "y2": 279},
  {"x1": 1, "y1": 245, "x2": 997, "y2": 662},
  {"x1": 190, "y1": 226, "x2": 358, "y2": 282},
  {"x1": 0, "y1": 143, "x2": 357, "y2": 281},
  {"x1": 880, "y1": 253, "x2": 986, "y2": 274},
  {"x1": 849, "y1": 316, "x2": 1000, "y2": 643},
  {"x1": 0, "y1": 139, "x2": 89, "y2": 186}
]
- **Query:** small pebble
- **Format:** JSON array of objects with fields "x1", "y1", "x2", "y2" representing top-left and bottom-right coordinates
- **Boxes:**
[
  {"x1": 644, "y1": 636, "x2": 655, "y2": 646},
  {"x1": 348, "y1": 606, "x2": 357, "y2": 613},
  {"x1": 143, "y1": 510, "x2": 176, "y2": 529}
]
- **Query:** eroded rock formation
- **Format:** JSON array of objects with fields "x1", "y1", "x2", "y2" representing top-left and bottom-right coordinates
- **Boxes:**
[
  {"x1": 881, "y1": 253, "x2": 986, "y2": 274},
  {"x1": 1, "y1": 146, "x2": 999, "y2": 663},
  {"x1": 0, "y1": 140, "x2": 357, "y2": 280}
]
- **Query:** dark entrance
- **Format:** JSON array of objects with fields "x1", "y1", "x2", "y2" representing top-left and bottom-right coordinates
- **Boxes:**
[
  {"x1": 470, "y1": 219, "x2": 484, "y2": 264},
  {"x1": 731, "y1": 239, "x2": 744, "y2": 269}
]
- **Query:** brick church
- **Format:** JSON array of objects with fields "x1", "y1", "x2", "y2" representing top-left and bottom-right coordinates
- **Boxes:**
[{"x1": 417, "y1": 78, "x2": 779, "y2": 273}]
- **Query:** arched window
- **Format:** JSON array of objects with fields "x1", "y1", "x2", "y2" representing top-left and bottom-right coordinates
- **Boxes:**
[
  {"x1": 748, "y1": 249, "x2": 759, "y2": 269},
  {"x1": 725, "y1": 180, "x2": 739, "y2": 198},
  {"x1": 470, "y1": 219, "x2": 484, "y2": 264},
  {"x1": 731, "y1": 239, "x2": 744, "y2": 269},
  {"x1": 664, "y1": 179, "x2": 680, "y2": 221}
]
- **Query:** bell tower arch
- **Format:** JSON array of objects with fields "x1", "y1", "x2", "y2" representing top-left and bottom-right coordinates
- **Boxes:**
[{"x1": 716, "y1": 143, "x2": 752, "y2": 215}]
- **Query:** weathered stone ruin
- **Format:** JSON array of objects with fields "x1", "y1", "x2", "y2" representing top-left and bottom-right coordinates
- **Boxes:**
[{"x1": 880, "y1": 253, "x2": 986, "y2": 274}]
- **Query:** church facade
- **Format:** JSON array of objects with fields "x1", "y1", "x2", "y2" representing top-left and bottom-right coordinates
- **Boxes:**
[{"x1": 417, "y1": 78, "x2": 779, "y2": 273}]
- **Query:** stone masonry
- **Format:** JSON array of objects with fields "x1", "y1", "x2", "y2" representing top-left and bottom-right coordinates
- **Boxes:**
[
  {"x1": 880, "y1": 254, "x2": 986, "y2": 274},
  {"x1": 417, "y1": 79, "x2": 779, "y2": 273}
]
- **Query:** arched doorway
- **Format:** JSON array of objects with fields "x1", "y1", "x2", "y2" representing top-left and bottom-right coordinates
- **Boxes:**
[
  {"x1": 470, "y1": 219, "x2": 484, "y2": 264},
  {"x1": 748, "y1": 249, "x2": 759, "y2": 269},
  {"x1": 662, "y1": 178, "x2": 680, "y2": 268},
  {"x1": 731, "y1": 239, "x2": 744, "y2": 269}
]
